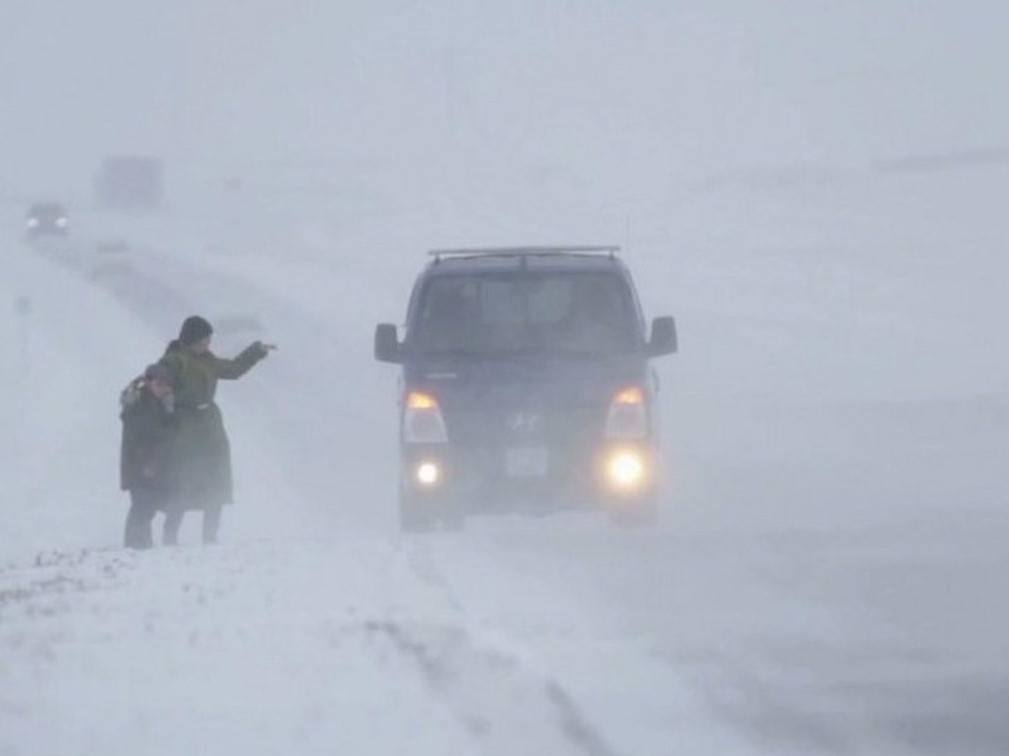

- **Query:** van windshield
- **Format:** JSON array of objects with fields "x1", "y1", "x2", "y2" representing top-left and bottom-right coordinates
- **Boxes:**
[{"x1": 411, "y1": 272, "x2": 640, "y2": 355}]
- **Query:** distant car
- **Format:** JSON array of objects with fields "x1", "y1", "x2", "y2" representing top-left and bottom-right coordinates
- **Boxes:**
[
  {"x1": 374, "y1": 245, "x2": 678, "y2": 531},
  {"x1": 25, "y1": 202, "x2": 69, "y2": 237}
]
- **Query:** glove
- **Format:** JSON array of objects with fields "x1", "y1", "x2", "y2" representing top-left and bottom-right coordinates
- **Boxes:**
[
  {"x1": 160, "y1": 393, "x2": 175, "y2": 414},
  {"x1": 253, "y1": 341, "x2": 277, "y2": 357}
]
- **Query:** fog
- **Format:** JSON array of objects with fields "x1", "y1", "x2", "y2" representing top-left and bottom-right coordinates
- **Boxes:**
[{"x1": 1, "y1": 2, "x2": 1007, "y2": 754}]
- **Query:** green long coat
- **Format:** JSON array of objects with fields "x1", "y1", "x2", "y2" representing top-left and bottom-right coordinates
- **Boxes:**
[{"x1": 160, "y1": 340, "x2": 267, "y2": 509}]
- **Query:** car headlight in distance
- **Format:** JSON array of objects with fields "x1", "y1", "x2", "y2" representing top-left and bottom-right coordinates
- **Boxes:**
[
  {"x1": 605, "y1": 448, "x2": 647, "y2": 491},
  {"x1": 55, "y1": 217, "x2": 68, "y2": 228},
  {"x1": 26, "y1": 217, "x2": 39, "y2": 228}
]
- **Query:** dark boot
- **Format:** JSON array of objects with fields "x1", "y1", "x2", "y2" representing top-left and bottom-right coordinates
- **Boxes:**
[
  {"x1": 163, "y1": 508, "x2": 183, "y2": 546},
  {"x1": 124, "y1": 490, "x2": 156, "y2": 549},
  {"x1": 202, "y1": 503, "x2": 222, "y2": 545}
]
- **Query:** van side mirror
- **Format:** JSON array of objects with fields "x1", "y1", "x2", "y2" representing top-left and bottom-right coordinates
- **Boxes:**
[
  {"x1": 374, "y1": 323, "x2": 402, "y2": 363},
  {"x1": 649, "y1": 316, "x2": 677, "y2": 356}
]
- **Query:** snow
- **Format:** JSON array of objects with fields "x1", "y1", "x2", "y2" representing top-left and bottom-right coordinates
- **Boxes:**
[
  {"x1": 0, "y1": 233, "x2": 162, "y2": 563},
  {"x1": 3, "y1": 158, "x2": 1007, "y2": 753},
  {"x1": 3, "y1": 2, "x2": 1009, "y2": 755}
]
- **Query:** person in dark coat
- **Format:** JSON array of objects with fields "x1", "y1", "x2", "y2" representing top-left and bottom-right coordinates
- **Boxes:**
[
  {"x1": 159, "y1": 315, "x2": 273, "y2": 545},
  {"x1": 120, "y1": 363, "x2": 177, "y2": 549}
]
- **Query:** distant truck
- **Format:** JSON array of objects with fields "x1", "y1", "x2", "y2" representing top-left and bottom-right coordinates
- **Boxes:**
[{"x1": 95, "y1": 156, "x2": 164, "y2": 210}]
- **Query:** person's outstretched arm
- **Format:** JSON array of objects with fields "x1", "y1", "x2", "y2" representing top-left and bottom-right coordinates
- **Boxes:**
[{"x1": 214, "y1": 342, "x2": 273, "y2": 380}]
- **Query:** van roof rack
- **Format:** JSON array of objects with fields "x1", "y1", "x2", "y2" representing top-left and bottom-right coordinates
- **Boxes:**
[{"x1": 428, "y1": 245, "x2": 621, "y2": 262}]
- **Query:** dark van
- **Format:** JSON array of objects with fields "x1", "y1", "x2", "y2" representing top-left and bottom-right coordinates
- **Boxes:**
[{"x1": 375, "y1": 246, "x2": 677, "y2": 531}]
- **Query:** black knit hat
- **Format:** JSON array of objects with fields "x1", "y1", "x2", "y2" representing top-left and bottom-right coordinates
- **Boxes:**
[
  {"x1": 144, "y1": 363, "x2": 172, "y2": 385},
  {"x1": 179, "y1": 315, "x2": 213, "y2": 345}
]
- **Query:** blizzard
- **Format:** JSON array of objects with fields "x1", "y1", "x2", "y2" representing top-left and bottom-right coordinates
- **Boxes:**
[{"x1": 2, "y1": 3, "x2": 1008, "y2": 755}]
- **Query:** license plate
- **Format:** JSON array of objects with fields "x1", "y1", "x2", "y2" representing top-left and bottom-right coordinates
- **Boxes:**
[{"x1": 505, "y1": 447, "x2": 548, "y2": 477}]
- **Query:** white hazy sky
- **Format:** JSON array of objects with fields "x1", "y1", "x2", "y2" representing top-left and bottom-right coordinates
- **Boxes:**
[{"x1": 3, "y1": 1, "x2": 1008, "y2": 197}]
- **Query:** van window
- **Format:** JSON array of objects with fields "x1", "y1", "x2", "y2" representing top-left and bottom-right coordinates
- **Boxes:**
[{"x1": 412, "y1": 273, "x2": 639, "y2": 355}]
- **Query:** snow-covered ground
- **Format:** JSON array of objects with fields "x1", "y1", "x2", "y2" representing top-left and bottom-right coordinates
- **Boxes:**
[
  {"x1": 3, "y1": 3, "x2": 1009, "y2": 753},
  {"x1": 1, "y1": 152, "x2": 1006, "y2": 755}
]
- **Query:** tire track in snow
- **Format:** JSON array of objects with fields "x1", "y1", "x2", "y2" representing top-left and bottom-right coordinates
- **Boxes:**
[
  {"x1": 371, "y1": 619, "x2": 621, "y2": 756},
  {"x1": 392, "y1": 539, "x2": 622, "y2": 756}
]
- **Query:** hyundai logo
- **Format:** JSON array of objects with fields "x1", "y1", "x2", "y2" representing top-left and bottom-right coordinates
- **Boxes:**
[{"x1": 507, "y1": 411, "x2": 541, "y2": 435}]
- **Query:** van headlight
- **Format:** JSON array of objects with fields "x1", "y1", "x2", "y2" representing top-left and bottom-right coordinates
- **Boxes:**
[
  {"x1": 604, "y1": 386, "x2": 648, "y2": 439},
  {"x1": 604, "y1": 448, "x2": 648, "y2": 491},
  {"x1": 403, "y1": 390, "x2": 448, "y2": 443},
  {"x1": 415, "y1": 461, "x2": 442, "y2": 486}
]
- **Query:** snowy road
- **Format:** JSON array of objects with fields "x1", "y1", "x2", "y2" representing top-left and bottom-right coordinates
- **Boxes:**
[
  {"x1": 1, "y1": 538, "x2": 690, "y2": 756},
  {"x1": 2, "y1": 506, "x2": 1006, "y2": 755},
  {"x1": 2, "y1": 164, "x2": 1008, "y2": 756}
]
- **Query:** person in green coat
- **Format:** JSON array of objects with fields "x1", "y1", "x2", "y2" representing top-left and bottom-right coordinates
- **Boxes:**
[{"x1": 159, "y1": 315, "x2": 274, "y2": 544}]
